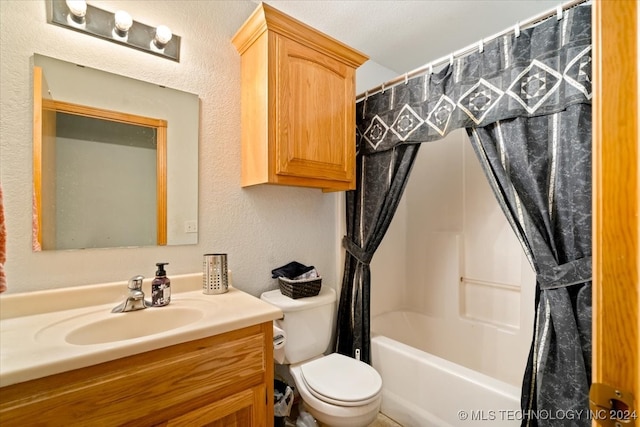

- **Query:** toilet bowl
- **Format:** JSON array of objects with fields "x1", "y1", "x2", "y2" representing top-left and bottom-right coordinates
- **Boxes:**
[
  {"x1": 290, "y1": 353, "x2": 382, "y2": 427},
  {"x1": 260, "y1": 287, "x2": 383, "y2": 427}
]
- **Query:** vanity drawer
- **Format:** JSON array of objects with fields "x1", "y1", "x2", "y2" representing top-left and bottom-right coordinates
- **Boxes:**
[{"x1": 0, "y1": 322, "x2": 272, "y2": 426}]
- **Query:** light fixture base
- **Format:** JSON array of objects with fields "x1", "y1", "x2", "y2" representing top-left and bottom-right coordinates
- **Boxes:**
[{"x1": 47, "y1": 0, "x2": 181, "y2": 62}]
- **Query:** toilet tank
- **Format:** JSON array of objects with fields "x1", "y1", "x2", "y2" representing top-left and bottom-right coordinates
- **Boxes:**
[{"x1": 261, "y1": 286, "x2": 336, "y2": 364}]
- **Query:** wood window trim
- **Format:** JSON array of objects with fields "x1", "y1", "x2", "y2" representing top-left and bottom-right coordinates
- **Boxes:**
[
  {"x1": 33, "y1": 67, "x2": 168, "y2": 247},
  {"x1": 592, "y1": 0, "x2": 639, "y2": 420}
]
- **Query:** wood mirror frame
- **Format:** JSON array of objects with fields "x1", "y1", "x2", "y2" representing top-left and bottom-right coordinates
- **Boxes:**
[{"x1": 33, "y1": 66, "x2": 167, "y2": 249}]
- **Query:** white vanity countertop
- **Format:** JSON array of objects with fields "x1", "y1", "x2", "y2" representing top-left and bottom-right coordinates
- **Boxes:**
[{"x1": 0, "y1": 273, "x2": 282, "y2": 387}]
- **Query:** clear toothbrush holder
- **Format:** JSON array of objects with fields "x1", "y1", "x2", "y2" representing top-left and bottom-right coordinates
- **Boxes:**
[{"x1": 203, "y1": 253, "x2": 229, "y2": 294}]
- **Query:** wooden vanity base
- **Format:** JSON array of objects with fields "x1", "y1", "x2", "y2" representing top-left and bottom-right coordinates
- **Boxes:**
[{"x1": 0, "y1": 323, "x2": 274, "y2": 426}]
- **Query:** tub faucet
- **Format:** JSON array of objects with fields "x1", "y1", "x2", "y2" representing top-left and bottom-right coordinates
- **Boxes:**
[{"x1": 112, "y1": 275, "x2": 149, "y2": 313}]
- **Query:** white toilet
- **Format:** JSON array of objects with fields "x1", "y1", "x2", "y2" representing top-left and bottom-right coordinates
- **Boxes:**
[{"x1": 261, "y1": 287, "x2": 382, "y2": 427}]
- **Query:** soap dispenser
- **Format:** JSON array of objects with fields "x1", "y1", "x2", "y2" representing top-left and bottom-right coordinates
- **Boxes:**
[{"x1": 151, "y1": 262, "x2": 171, "y2": 307}]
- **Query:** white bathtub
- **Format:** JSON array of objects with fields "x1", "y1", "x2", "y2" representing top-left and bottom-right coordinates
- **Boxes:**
[{"x1": 371, "y1": 311, "x2": 522, "y2": 426}]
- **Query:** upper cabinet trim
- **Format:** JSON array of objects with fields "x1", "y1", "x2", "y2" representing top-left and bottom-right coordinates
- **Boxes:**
[{"x1": 232, "y1": 3, "x2": 369, "y2": 68}]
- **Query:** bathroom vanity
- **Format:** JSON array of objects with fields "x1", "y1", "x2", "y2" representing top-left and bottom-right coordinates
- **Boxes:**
[{"x1": 0, "y1": 274, "x2": 282, "y2": 426}]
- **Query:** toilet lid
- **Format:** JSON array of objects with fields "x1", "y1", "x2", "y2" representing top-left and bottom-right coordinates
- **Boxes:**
[{"x1": 300, "y1": 353, "x2": 382, "y2": 406}]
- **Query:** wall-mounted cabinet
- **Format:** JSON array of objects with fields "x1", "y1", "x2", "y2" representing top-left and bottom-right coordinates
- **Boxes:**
[{"x1": 232, "y1": 3, "x2": 368, "y2": 191}]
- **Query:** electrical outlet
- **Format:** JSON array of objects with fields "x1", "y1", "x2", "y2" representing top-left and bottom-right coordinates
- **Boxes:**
[{"x1": 185, "y1": 220, "x2": 197, "y2": 233}]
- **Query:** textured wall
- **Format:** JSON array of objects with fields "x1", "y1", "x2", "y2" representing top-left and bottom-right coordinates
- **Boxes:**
[{"x1": 0, "y1": 0, "x2": 343, "y2": 296}]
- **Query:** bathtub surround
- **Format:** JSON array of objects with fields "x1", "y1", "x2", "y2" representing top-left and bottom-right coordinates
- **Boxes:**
[{"x1": 339, "y1": 5, "x2": 592, "y2": 427}]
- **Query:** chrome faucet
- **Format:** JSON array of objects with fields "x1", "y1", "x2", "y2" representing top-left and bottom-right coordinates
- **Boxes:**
[{"x1": 112, "y1": 275, "x2": 149, "y2": 313}]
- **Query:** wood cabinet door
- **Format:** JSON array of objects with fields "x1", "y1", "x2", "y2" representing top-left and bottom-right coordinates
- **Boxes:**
[
  {"x1": 275, "y1": 35, "x2": 356, "y2": 185},
  {"x1": 165, "y1": 386, "x2": 267, "y2": 427}
]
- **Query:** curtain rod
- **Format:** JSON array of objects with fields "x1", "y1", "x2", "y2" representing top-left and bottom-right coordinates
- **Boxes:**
[{"x1": 356, "y1": 0, "x2": 589, "y2": 102}]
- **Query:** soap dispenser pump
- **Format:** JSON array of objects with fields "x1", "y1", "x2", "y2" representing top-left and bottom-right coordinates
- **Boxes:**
[{"x1": 151, "y1": 262, "x2": 171, "y2": 307}]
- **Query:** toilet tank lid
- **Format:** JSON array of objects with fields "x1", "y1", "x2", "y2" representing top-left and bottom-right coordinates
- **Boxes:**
[{"x1": 260, "y1": 286, "x2": 336, "y2": 312}]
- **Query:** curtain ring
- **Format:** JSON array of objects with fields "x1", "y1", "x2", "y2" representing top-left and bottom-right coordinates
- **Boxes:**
[
  {"x1": 514, "y1": 22, "x2": 521, "y2": 38},
  {"x1": 448, "y1": 54, "x2": 454, "y2": 66},
  {"x1": 478, "y1": 39, "x2": 484, "y2": 53},
  {"x1": 428, "y1": 63, "x2": 433, "y2": 75},
  {"x1": 556, "y1": 4, "x2": 563, "y2": 20},
  {"x1": 404, "y1": 73, "x2": 408, "y2": 84},
  {"x1": 381, "y1": 82, "x2": 385, "y2": 93}
]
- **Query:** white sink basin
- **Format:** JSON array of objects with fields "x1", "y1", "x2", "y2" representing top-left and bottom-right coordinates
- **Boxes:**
[
  {"x1": 64, "y1": 306, "x2": 205, "y2": 345},
  {"x1": 35, "y1": 298, "x2": 211, "y2": 346}
]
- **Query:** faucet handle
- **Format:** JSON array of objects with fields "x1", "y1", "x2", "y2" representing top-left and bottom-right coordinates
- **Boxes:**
[{"x1": 128, "y1": 275, "x2": 145, "y2": 290}]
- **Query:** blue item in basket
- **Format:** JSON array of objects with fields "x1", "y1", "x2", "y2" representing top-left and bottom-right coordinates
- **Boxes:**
[{"x1": 271, "y1": 261, "x2": 315, "y2": 279}]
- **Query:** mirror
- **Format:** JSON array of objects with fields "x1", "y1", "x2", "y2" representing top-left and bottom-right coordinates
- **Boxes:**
[{"x1": 32, "y1": 54, "x2": 199, "y2": 251}]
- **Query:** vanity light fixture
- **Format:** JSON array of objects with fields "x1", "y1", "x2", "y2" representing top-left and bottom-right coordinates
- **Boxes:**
[{"x1": 47, "y1": 0, "x2": 181, "y2": 62}]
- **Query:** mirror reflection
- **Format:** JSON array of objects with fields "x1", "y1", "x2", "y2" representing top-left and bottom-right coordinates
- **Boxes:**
[{"x1": 32, "y1": 54, "x2": 199, "y2": 251}]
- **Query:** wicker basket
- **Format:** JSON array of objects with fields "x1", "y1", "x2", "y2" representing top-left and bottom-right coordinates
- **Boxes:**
[{"x1": 278, "y1": 276, "x2": 322, "y2": 299}]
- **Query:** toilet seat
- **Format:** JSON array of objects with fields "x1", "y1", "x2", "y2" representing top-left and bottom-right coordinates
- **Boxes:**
[
  {"x1": 290, "y1": 354, "x2": 383, "y2": 427},
  {"x1": 299, "y1": 353, "x2": 382, "y2": 407}
]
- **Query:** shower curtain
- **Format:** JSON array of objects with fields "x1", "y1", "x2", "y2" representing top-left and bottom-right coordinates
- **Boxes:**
[
  {"x1": 336, "y1": 144, "x2": 419, "y2": 362},
  {"x1": 336, "y1": 5, "x2": 592, "y2": 426}
]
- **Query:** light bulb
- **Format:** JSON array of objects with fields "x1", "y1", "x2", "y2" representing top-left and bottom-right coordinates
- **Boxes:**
[
  {"x1": 65, "y1": 0, "x2": 86, "y2": 25},
  {"x1": 66, "y1": 0, "x2": 86, "y2": 17},
  {"x1": 153, "y1": 25, "x2": 172, "y2": 49},
  {"x1": 114, "y1": 10, "x2": 132, "y2": 33},
  {"x1": 112, "y1": 10, "x2": 132, "y2": 40}
]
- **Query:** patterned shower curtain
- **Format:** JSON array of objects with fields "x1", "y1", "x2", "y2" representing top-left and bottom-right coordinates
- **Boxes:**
[
  {"x1": 336, "y1": 5, "x2": 592, "y2": 426},
  {"x1": 336, "y1": 144, "x2": 420, "y2": 363}
]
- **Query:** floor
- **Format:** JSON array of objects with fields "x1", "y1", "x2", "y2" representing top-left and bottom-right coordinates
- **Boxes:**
[
  {"x1": 281, "y1": 391, "x2": 402, "y2": 427},
  {"x1": 369, "y1": 413, "x2": 403, "y2": 426},
  {"x1": 283, "y1": 410, "x2": 402, "y2": 426}
]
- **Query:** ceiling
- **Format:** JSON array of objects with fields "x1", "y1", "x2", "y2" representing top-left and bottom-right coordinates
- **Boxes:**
[{"x1": 261, "y1": 0, "x2": 561, "y2": 76}]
